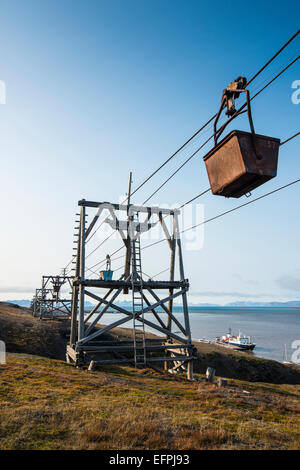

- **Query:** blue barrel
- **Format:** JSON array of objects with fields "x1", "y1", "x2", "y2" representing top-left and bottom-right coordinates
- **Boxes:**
[{"x1": 100, "y1": 270, "x2": 113, "y2": 281}]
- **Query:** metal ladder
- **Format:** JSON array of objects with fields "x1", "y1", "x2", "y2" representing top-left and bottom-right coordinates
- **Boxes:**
[{"x1": 131, "y1": 213, "x2": 146, "y2": 367}]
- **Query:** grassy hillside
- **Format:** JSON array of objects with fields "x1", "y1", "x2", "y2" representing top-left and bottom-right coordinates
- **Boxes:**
[
  {"x1": 0, "y1": 353, "x2": 299, "y2": 450},
  {"x1": 1, "y1": 302, "x2": 300, "y2": 384},
  {"x1": 0, "y1": 302, "x2": 68, "y2": 360},
  {"x1": 0, "y1": 302, "x2": 300, "y2": 449}
]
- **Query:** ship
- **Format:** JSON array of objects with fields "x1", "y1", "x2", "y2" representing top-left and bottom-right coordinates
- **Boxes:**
[{"x1": 215, "y1": 329, "x2": 256, "y2": 351}]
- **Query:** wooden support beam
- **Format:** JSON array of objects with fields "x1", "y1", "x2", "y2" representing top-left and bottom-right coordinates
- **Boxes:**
[
  {"x1": 139, "y1": 289, "x2": 187, "y2": 315},
  {"x1": 77, "y1": 314, "x2": 134, "y2": 345},
  {"x1": 167, "y1": 217, "x2": 176, "y2": 333},
  {"x1": 78, "y1": 199, "x2": 180, "y2": 215},
  {"x1": 75, "y1": 343, "x2": 192, "y2": 352},
  {"x1": 144, "y1": 286, "x2": 187, "y2": 336},
  {"x1": 81, "y1": 356, "x2": 193, "y2": 366},
  {"x1": 138, "y1": 317, "x2": 186, "y2": 344},
  {"x1": 124, "y1": 171, "x2": 132, "y2": 293},
  {"x1": 75, "y1": 279, "x2": 189, "y2": 289},
  {"x1": 85, "y1": 211, "x2": 101, "y2": 239},
  {"x1": 78, "y1": 205, "x2": 86, "y2": 340},
  {"x1": 159, "y1": 214, "x2": 172, "y2": 250},
  {"x1": 141, "y1": 292, "x2": 168, "y2": 330},
  {"x1": 85, "y1": 286, "x2": 125, "y2": 335},
  {"x1": 84, "y1": 285, "x2": 131, "y2": 316},
  {"x1": 84, "y1": 288, "x2": 114, "y2": 324},
  {"x1": 80, "y1": 289, "x2": 186, "y2": 345}
]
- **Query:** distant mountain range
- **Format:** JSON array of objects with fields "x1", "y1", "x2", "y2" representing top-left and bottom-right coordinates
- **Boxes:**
[
  {"x1": 3, "y1": 299, "x2": 300, "y2": 309},
  {"x1": 3, "y1": 300, "x2": 32, "y2": 307},
  {"x1": 225, "y1": 301, "x2": 300, "y2": 308}
]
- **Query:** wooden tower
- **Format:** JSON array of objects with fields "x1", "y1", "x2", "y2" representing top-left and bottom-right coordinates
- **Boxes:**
[
  {"x1": 67, "y1": 198, "x2": 196, "y2": 379},
  {"x1": 33, "y1": 274, "x2": 73, "y2": 320}
]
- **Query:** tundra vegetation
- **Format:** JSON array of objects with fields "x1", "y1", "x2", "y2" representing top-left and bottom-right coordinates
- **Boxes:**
[{"x1": 0, "y1": 302, "x2": 299, "y2": 450}]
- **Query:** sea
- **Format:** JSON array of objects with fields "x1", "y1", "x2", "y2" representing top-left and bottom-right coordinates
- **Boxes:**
[{"x1": 94, "y1": 307, "x2": 300, "y2": 364}]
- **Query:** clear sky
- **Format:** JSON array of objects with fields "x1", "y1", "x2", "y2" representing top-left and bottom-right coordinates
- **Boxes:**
[{"x1": 0, "y1": 0, "x2": 299, "y2": 304}]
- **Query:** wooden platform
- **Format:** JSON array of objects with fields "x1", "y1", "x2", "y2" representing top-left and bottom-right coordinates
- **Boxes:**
[{"x1": 73, "y1": 279, "x2": 189, "y2": 289}]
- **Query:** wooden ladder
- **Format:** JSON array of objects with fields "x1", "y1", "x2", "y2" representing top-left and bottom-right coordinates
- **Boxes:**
[{"x1": 131, "y1": 213, "x2": 146, "y2": 367}]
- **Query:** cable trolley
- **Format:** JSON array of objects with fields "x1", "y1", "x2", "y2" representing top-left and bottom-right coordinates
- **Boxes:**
[{"x1": 203, "y1": 77, "x2": 280, "y2": 198}]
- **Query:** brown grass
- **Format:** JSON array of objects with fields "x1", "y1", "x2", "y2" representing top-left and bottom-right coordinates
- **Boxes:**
[
  {"x1": 0, "y1": 302, "x2": 300, "y2": 450},
  {"x1": 0, "y1": 353, "x2": 299, "y2": 450}
]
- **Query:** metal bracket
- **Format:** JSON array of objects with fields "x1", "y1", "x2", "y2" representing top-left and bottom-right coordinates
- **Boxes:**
[
  {"x1": 213, "y1": 76, "x2": 261, "y2": 159},
  {"x1": 223, "y1": 76, "x2": 247, "y2": 117}
]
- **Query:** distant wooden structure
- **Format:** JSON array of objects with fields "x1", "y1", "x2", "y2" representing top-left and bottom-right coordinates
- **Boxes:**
[
  {"x1": 32, "y1": 273, "x2": 73, "y2": 320},
  {"x1": 67, "y1": 197, "x2": 196, "y2": 379}
]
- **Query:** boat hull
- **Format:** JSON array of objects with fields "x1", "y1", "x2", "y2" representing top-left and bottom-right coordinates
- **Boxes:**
[{"x1": 228, "y1": 341, "x2": 256, "y2": 351}]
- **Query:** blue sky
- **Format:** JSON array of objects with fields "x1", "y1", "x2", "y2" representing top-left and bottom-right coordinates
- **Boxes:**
[{"x1": 0, "y1": 0, "x2": 299, "y2": 304}]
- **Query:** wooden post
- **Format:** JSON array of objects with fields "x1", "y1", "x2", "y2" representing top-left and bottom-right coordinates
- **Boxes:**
[
  {"x1": 124, "y1": 172, "x2": 132, "y2": 293},
  {"x1": 206, "y1": 367, "x2": 216, "y2": 383},
  {"x1": 70, "y1": 289, "x2": 79, "y2": 345},
  {"x1": 218, "y1": 378, "x2": 227, "y2": 387},
  {"x1": 174, "y1": 213, "x2": 193, "y2": 380},
  {"x1": 158, "y1": 213, "x2": 176, "y2": 370},
  {"x1": 39, "y1": 277, "x2": 45, "y2": 319},
  {"x1": 78, "y1": 204, "x2": 86, "y2": 340},
  {"x1": 70, "y1": 217, "x2": 81, "y2": 345},
  {"x1": 167, "y1": 217, "x2": 176, "y2": 331},
  {"x1": 33, "y1": 290, "x2": 37, "y2": 317},
  {"x1": 167, "y1": 230, "x2": 175, "y2": 371}
]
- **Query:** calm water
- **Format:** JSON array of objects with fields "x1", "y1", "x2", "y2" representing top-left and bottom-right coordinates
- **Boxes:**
[{"x1": 93, "y1": 308, "x2": 300, "y2": 364}]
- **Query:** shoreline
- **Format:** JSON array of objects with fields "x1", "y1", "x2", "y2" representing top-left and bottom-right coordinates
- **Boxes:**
[{"x1": 1, "y1": 301, "x2": 299, "y2": 385}]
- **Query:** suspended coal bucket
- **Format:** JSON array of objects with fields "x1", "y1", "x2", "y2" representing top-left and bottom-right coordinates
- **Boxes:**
[{"x1": 203, "y1": 77, "x2": 280, "y2": 198}]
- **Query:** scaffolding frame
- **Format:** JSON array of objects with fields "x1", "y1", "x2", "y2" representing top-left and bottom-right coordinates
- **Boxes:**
[
  {"x1": 32, "y1": 275, "x2": 73, "y2": 320},
  {"x1": 67, "y1": 199, "x2": 196, "y2": 379}
]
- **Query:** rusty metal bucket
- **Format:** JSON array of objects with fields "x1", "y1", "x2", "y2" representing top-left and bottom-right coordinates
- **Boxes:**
[
  {"x1": 203, "y1": 130, "x2": 280, "y2": 198},
  {"x1": 203, "y1": 79, "x2": 280, "y2": 198}
]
